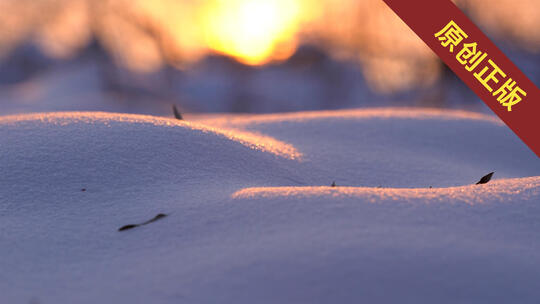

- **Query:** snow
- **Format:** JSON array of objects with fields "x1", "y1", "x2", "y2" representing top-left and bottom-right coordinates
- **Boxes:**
[
  {"x1": 1, "y1": 109, "x2": 539, "y2": 303},
  {"x1": 196, "y1": 108, "x2": 539, "y2": 187}
]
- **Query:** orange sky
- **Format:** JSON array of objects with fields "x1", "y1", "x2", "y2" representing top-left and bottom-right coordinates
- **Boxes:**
[{"x1": 0, "y1": 0, "x2": 538, "y2": 92}]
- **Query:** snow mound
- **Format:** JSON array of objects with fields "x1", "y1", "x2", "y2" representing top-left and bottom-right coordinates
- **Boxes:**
[
  {"x1": 198, "y1": 108, "x2": 540, "y2": 188},
  {"x1": 233, "y1": 176, "x2": 540, "y2": 204},
  {"x1": 225, "y1": 177, "x2": 540, "y2": 304},
  {"x1": 0, "y1": 112, "x2": 300, "y2": 198},
  {"x1": 1, "y1": 109, "x2": 539, "y2": 304}
]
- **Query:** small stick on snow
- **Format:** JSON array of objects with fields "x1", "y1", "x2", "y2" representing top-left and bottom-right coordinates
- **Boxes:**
[
  {"x1": 172, "y1": 105, "x2": 183, "y2": 120},
  {"x1": 118, "y1": 213, "x2": 168, "y2": 232},
  {"x1": 476, "y1": 172, "x2": 494, "y2": 185}
]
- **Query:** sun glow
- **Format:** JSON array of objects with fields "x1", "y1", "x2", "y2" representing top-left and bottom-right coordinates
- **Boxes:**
[
  {"x1": 201, "y1": 0, "x2": 305, "y2": 65},
  {"x1": 1, "y1": 0, "x2": 538, "y2": 91}
]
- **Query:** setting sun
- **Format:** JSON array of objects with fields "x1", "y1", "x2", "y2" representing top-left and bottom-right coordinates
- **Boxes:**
[{"x1": 201, "y1": 0, "x2": 304, "y2": 65}]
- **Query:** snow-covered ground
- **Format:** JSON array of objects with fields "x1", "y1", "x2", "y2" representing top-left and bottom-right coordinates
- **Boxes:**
[{"x1": 1, "y1": 109, "x2": 539, "y2": 303}]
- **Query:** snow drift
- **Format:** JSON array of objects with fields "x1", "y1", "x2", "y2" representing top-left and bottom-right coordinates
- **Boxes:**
[{"x1": 1, "y1": 109, "x2": 539, "y2": 303}]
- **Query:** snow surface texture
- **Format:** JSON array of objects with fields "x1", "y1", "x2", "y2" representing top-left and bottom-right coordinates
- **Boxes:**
[{"x1": 1, "y1": 109, "x2": 539, "y2": 304}]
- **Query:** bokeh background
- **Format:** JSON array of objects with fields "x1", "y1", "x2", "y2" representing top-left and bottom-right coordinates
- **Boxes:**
[{"x1": 0, "y1": 0, "x2": 539, "y2": 116}]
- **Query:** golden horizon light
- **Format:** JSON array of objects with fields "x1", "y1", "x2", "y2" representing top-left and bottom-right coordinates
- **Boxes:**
[{"x1": 200, "y1": 0, "x2": 309, "y2": 65}]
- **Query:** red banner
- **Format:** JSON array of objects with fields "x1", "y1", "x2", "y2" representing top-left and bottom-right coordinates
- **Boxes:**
[{"x1": 383, "y1": 0, "x2": 540, "y2": 157}]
